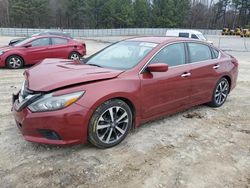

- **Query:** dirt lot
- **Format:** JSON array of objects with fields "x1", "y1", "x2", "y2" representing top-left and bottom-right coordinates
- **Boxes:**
[{"x1": 0, "y1": 36, "x2": 250, "y2": 188}]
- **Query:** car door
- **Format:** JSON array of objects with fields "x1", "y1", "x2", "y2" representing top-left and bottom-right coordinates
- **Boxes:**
[
  {"x1": 187, "y1": 42, "x2": 221, "y2": 105},
  {"x1": 25, "y1": 37, "x2": 51, "y2": 64},
  {"x1": 139, "y1": 42, "x2": 192, "y2": 119},
  {"x1": 49, "y1": 37, "x2": 70, "y2": 59}
]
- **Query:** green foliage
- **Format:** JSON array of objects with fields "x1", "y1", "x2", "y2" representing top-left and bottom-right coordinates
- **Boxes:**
[
  {"x1": 8, "y1": 0, "x2": 190, "y2": 28},
  {"x1": 151, "y1": 0, "x2": 190, "y2": 28},
  {"x1": 133, "y1": 0, "x2": 150, "y2": 27},
  {"x1": 5, "y1": 0, "x2": 250, "y2": 29},
  {"x1": 10, "y1": 0, "x2": 49, "y2": 27}
]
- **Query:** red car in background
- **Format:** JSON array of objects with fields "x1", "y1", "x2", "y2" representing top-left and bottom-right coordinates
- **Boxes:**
[
  {"x1": 12, "y1": 37, "x2": 238, "y2": 148},
  {"x1": 0, "y1": 35, "x2": 86, "y2": 69}
]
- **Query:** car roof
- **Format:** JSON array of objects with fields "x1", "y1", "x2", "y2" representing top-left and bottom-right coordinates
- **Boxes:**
[
  {"x1": 31, "y1": 35, "x2": 71, "y2": 39},
  {"x1": 31, "y1": 31, "x2": 71, "y2": 38},
  {"x1": 166, "y1": 29, "x2": 202, "y2": 35},
  {"x1": 126, "y1": 36, "x2": 202, "y2": 44}
]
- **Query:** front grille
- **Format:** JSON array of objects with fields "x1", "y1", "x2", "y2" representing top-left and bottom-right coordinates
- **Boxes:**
[
  {"x1": 20, "y1": 83, "x2": 35, "y2": 100},
  {"x1": 15, "y1": 90, "x2": 42, "y2": 112},
  {"x1": 15, "y1": 120, "x2": 22, "y2": 128},
  {"x1": 18, "y1": 123, "x2": 22, "y2": 128},
  {"x1": 15, "y1": 80, "x2": 43, "y2": 111}
]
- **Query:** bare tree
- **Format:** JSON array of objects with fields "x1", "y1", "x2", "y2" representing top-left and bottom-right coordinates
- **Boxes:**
[{"x1": 0, "y1": 0, "x2": 10, "y2": 26}]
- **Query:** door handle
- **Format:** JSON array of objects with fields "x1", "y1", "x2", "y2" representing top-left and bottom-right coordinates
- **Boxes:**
[
  {"x1": 181, "y1": 72, "x2": 191, "y2": 78},
  {"x1": 213, "y1": 64, "x2": 220, "y2": 69}
]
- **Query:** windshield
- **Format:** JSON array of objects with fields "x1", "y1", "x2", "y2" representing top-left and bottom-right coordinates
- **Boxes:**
[
  {"x1": 86, "y1": 41, "x2": 158, "y2": 70},
  {"x1": 14, "y1": 38, "x2": 33, "y2": 47}
]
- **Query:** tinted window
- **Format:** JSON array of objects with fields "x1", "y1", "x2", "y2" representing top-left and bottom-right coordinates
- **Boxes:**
[
  {"x1": 179, "y1": 33, "x2": 189, "y2": 38},
  {"x1": 188, "y1": 43, "x2": 212, "y2": 63},
  {"x1": 211, "y1": 48, "x2": 219, "y2": 59},
  {"x1": 191, "y1": 34, "x2": 199, "y2": 39},
  {"x1": 150, "y1": 43, "x2": 186, "y2": 67},
  {"x1": 31, "y1": 38, "x2": 50, "y2": 47},
  {"x1": 52, "y1": 38, "x2": 68, "y2": 45}
]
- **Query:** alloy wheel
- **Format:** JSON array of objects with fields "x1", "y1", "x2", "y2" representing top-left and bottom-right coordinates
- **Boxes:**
[
  {"x1": 215, "y1": 79, "x2": 229, "y2": 105},
  {"x1": 8, "y1": 57, "x2": 22, "y2": 68},
  {"x1": 70, "y1": 53, "x2": 80, "y2": 60},
  {"x1": 96, "y1": 106, "x2": 129, "y2": 144}
]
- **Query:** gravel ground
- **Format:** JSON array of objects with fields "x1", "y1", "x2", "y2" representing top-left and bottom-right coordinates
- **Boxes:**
[{"x1": 0, "y1": 36, "x2": 249, "y2": 188}]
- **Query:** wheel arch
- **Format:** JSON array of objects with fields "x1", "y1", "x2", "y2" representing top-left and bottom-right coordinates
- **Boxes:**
[
  {"x1": 5, "y1": 54, "x2": 25, "y2": 67},
  {"x1": 221, "y1": 75, "x2": 232, "y2": 92},
  {"x1": 116, "y1": 97, "x2": 136, "y2": 119},
  {"x1": 88, "y1": 94, "x2": 139, "y2": 129}
]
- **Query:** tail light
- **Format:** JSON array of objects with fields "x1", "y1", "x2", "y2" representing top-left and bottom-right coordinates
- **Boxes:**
[
  {"x1": 82, "y1": 43, "x2": 86, "y2": 55},
  {"x1": 231, "y1": 56, "x2": 239, "y2": 67},
  {"x1": 227, "y1": 54, "x2": 238, "y2": 67},
  {"x1": 82, "y1": 43, "x2": 86, "y2": 49}
]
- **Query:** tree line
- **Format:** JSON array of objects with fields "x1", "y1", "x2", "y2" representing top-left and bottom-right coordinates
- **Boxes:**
[{"x1": 0, "y1": 0, "x2": 249, "y2": 29}]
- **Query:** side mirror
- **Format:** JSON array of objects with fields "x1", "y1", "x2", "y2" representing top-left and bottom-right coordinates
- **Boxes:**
[
  {"x1": 23, "y1": 44, "x2": 32, "y2": 48},
  {"x1": 147, "y1": 63, "x2": 168, "y2": 72}
]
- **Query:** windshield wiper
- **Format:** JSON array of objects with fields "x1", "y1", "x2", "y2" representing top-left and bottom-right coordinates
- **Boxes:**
[{"x1": 87, "y1": 63, "x2": 103, "y2": 68}]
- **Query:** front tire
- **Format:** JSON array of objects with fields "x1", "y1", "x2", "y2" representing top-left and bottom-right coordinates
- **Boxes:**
[
  {"x1": 208, "y1": 78, "x2": 230, "y2": 107},
  {"x1": 88, "y1": 99, "x2": 133, "y2": 148},
  {"x1": 6, "y1": 55, "x2": 24, "y2": 69}
]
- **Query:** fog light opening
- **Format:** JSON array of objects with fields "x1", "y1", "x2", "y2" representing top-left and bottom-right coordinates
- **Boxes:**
[{"x1": 37, "y1": 129, "x2": 61, "y2": 140}]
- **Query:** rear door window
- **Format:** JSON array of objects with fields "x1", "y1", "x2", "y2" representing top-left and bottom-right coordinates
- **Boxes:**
[
  {"x1": 51, "y1": 38, "x2": 68, "y2": 45},
  {"x1": 179, "y1": 33, "x2": 189, "y2": 38},
  {"x1": 150, "y1": 43, "x2": 186, "y2": 67},
  {"x1": 188, "y1": 43, "x2": 212, "y2": 63}
]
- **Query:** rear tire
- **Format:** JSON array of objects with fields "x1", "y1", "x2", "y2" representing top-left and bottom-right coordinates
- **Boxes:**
[
  {"x1": 208, "y1": 78, "x2": 230, "y2": 108},
  {"x1": 69, "y1": 52, "x2": 81, "y2": 60},
  {"x1": 88, "y1": 99, "x2": 133, "y2": 148},
  {"x1": 6, "y1": 55, "x2": 24, "y2": 69}
]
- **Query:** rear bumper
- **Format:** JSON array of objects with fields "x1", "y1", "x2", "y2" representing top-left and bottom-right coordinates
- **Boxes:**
[
  {"x1": 230, "y1": 66, "x2": 238, "y2": 91},
  {"x1": 12, "y1": 96, "x2": 92, "y2": 145}
]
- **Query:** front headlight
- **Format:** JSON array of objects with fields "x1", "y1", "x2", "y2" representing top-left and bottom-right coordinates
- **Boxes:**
[
  {"x1": 28, "y1": 91, "x2": 85, "y2": 112},
  {"x1": 0, "y1": 51, "x2": 5, "y2": 55}
]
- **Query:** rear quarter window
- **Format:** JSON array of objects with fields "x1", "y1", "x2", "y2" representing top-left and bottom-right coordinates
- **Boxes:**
[{"x1": 211, "y1": 48, "x2": 220, "y2": 59}]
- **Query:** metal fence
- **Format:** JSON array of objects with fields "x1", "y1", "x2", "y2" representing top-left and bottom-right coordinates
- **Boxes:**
[
  {"x1": 0, "y1": 27, "x2": 221, "y2": 37},
  {"x1": 0, "y1": 27, "x2": 249, "y2": 51}
]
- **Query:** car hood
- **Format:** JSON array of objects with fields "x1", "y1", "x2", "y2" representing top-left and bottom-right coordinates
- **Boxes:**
[
  {"x1": 0, "y1": 45, "x2": 13, "y2": 51},
  {"x1": 0, "y1": 45, "x2": 24, "y2": 51},
  {"x1": 25, "y1": 59, "x2": 124, "y2": 92}
]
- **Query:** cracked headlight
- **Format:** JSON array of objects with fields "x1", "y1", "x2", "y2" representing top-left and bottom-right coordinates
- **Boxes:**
[{"x1": 28, "y1": 91, "x2": 85, "y2": 112}]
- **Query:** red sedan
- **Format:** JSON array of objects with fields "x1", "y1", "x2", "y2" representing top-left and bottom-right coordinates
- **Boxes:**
[
  {"x1": 0, "y1": 35, "x2": 86, "y2": 69},
  {"x1": 12, "y1": 37, "x2": 238, "y2": 148}
]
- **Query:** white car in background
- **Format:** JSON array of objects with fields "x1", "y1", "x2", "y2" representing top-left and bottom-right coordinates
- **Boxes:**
[{"x1": 166, "y1": 29, "x2": 213, "y2": 44}]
